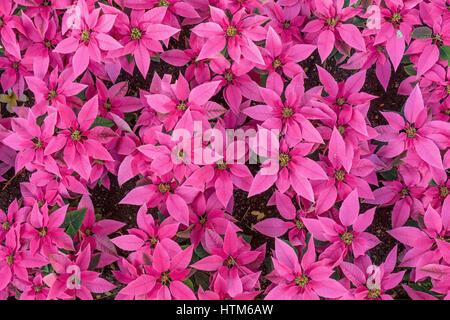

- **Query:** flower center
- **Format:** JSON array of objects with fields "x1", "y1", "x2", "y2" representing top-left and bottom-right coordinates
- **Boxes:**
[
  {"x1": 44, "y1": 39, "x2": 53, "y2": 48},
  {"x1": 336, "y1": 97, "x2": 345, "y2": 106},
  {"x1": 103, "y1": 101, "x2": 111, "y2": 111},
  {"x1": 71, "y1": 130, "x2": 82, "y2": 141},
  {"x1": 224, "y1": 72, "x2": 233, "y2": 82},
  {"x1": 12, "y1": 62, "x2": 19, "y2": 69},
  {"x1": 32, "y1": 137, "x2": 43, "y2": 149},
  {"x1": 326, "y1": 17, "x2": 339, "y2": 27},
  {"x1": 282, "y1": 106, "x2": 294, "y2": 118},
  {"x1": 399, "y1": 187, "x2": 409, "y2": 198},
  {"x1": 158, "y1": 183, "x2": 171, "y2": 194},
  {"x1": 444, "y1": 108, "x2": 450, "y2": 115},
  {"x1": 34, "y1": 285, "x2": 42, "y2": 292},
  {"x1": 283, "y1": 20, "x2": 290, "y2": 29},
  {"x1": 6, "y1": 255, "x2": 13, "y2": 265},
  {"x1": 446, "y1": 85, "x2": 450, "y2": 95},
  {"x1": 390, "y1": 12, "x2": 402, "y2": 23},
  {"x1": 130, "y1": 27, "x2": 142, "y2": 40},
  {"x1": 217, "y1": 162, "x2": 227, "y2": 170},
  {"x1": 405, "y1": 125, "x2": 416, "y2": 138},
  {"x1": 226, "y1": 26, "x2": 237, "y2": 37},
  {"x1": 440, "y1": 186, "x2": 449, "y2": 198},
  {"x1": 39, "y1": 227, "x2": 48, "y2": 237},
  {"x1": 2, "y1": 222, "x2": 10, "y2": 231},
  {"x1": 367, "y1": 288, "x2": 381, "y2": 299},
  {"x1": 158, "y1": 0, "x2": 169, "y2": 6},
  {"x1": 279, "y1": 153, "x2": 291, "y2": 167},
  {"x1": 42, "y1": 0, "x2": 51, "y2": 6},
  {"x1": 294, "y1": 274, "x2": 309, "y2": 287},
  {"x1": 272, "y1": 59, "x2": 282, "y2": 69},
  {"x1": 224, "y1": 256, "x2": 236, "y2": 268},
  {"x1": 48, "y1": 90, "x2": 57, "y2": 100},
  {"x1": 334, "y1": 169, "x2": 345, "y2": 181},
  {"x1": 160, "y1": 271, "x2": 171, "y2": 284},
  {"x1": 81, "y1": 30, "x2": 91, "y2": 42},
  {"x1": 295, "y1": 220, "x2": 305, "y2": 230},
  {"x1": 340, "y1": 232, "x2": 353, "y2": 245},
  {"x1": 337, "y1": 125, "x2": 345, "y2": 134},
  {"x1": 177, "y1": 102, "x2": 187, "y2": 111},
  {"x1": 199, "y1": 216, "x2": 206, "y2": 225}
]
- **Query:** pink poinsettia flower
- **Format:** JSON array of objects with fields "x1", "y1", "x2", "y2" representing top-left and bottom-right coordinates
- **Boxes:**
[
  {"x1": 112, "y1": 7, "x2": 180, "y2": 78},
  {"x1": 253, "y1": 191, "x2": 310, "y2": 247},
  {"x1": 0, "y1": 48, "x2": 31, "y2": 98},
  {"x1": 117, "y1": 240, "x2": 196, "y2": 300},
  {"x1": 84, "y1": 77, "x2": 142, "y2": 120},
  {"x1": 145, "y1": 74, "x2": 221, "y2": 131},
  {"x1": 405, "y1": 3, "x2": 450, "y2": 76},
  {"x1": 120, "y1": 173, "x2": 199, "y2": 227},
  {"x1": 123, "y1": 0, "x2": 200, "y2": 29},
  {"x1": 188, "y1": 193, "x2": 239, "y2": 248},
  {"x1": 210, "y1": 57, "x2": 262, "y2": 114},
  {"x1": 28, "y1": 165, "x2": 90, "y2": 197},
  {"x1": 112, "y1": 204, "x2": 179, "y2": 255},
  {"x1": 341, "y1": 36, "x2": 393, "y2": 91},
  {"x1": 264, "y1": 237, "x2": 347, "y2": 300},
  {"x1": 243, "y1": 75, "x2": 324, "y2": 147},
  {"x1": 303, "y1": 190, "x2": 380, "y2": 266},
  {"x1": 368, "y1": 168, "x2": 426, "y2": 228},
  {"x1": 19, "y1": 12, "x2": 64, "y2": 79},
  {"x1": 376, "y1": 85, "x2": 448, "y2": 170},
  {"x1": 366, "y1": 0, "x2": 421, "y2": 71},
  {"x1": 3, "y1": 110, "x2": 59, "y2": 173},
  {"x1": 198, "y1": 271, "x2": 261, "y2": 300},
  {"x1": 0, "y1": 226, "x2": 48, "y2": 291},
  {"x1": 53, "y1": 0, "x2": 123, "y2": 78},
  {"x1": 24, "y1": 67, "x2": 86, "y2": 116},
  {"x1": 43, "y1": 244, "x2": 116, "y2": 300},
  {"x1": 13, "y1": 272, "x2": 50, "y2": 300},
  {"x1": 183, "y1": 123, "x2": 253, "y2": 208},
  {"x1": 302, "y1": 0, "x2": 366, "y2": 62},
  {"x1": 191, "y1": 224, "x2": 264, "y2": 298},
  {"x1": 192, "y1": 6, "x2": 267, "y2": 64},
  {"x1": 0, "y1": 199, "x2": 27, "y2": 243},
  {"x1": 259, "y1": 27, "x2": 316, "y2": 90},
  {"x1": 340, "y1": 245, "x2": 406, "y2": 300},
  {"x1": 262, "y1": 1, "x2": 305, "y2": 43},
  {"x1": 160, "y1": 34, "x2": 211, "y2": 85},
  {"x1": 43, "y1": 95, "x2": 116, "y2": 181},
  {"x1": 22, "y1": 202, "x2": 74, "y2": 256},
  {"x1": 388, "y1": 205, "x2": 450, "y2": 281},
  {"x1": 249, "y1": 140, "x2": 327, "y2": 201},
  {"x1": 76, "y1": 195, "x2": 125, "y2": 268}
]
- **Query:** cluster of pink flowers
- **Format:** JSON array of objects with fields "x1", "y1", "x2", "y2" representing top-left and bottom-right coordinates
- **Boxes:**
[{"x1": 0, "y1": 0, "x2": 448, "y2": 300}]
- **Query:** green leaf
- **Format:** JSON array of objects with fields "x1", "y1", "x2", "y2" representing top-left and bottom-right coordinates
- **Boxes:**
[
  {"x1": 61, "y1": 208, "x2": 87, "y2": 236},
  {"x1": 89, "y1": 253, "x2": 101, "y2": 270},
  {"x1": 260, "y1": 73, "x2": 268, "y2": 87},
  {"x1": 241, "y1": 234, "x2": 252, "y2": 244},
  {"x1": 439, "y1": 46, "x2": 450, "y2": 61},
  {"x1": 151, "y1": 56, "x2": 160, "y2": 62},
  {"x1": 379, "y1": 167, "x2": 398, "y2": 180},
  {"x1": 90, "y1": 116, "x2": 115, "y2": 129},
  {"x1": 65, "y1": 224, "x2": 77, "y2": 239},
  {"x1": 183, "y1": 279, "x2": 194, "y2": 291},
  {"x1": 193, "y1": 271, "x2": 210, "y2": 291},
  {"x1": 410, "y1": 26, "x2": 432, "y2": 40},
  {"x1": 404, "y1": 64, "x2": 417, "y2": 76},
  {"x1": 195, "y1": 244, "x2": 208, "y2": 259},
  {"x1": 429, "y1": 179, "x2": 439, "y2": 187},
  {"x1": 125, "y1": 54, "x2": 134, "y2": 64}
]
